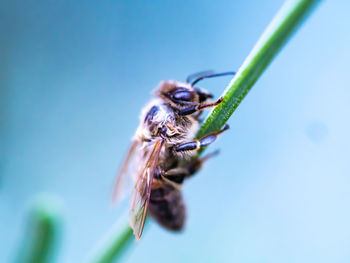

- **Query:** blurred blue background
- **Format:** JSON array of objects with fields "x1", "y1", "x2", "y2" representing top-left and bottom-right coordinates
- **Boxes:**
[{"x1": 1, "y1": 0, "x2": 350, "y2": 262}]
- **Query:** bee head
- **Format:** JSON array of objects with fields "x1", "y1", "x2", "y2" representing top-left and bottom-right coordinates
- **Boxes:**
[
  {"x1": 156, "y1": 81, "x2": 211, "y2": 111},
  {"x1": 155, "y1": 72, "x2": 235, "y2": 111}
]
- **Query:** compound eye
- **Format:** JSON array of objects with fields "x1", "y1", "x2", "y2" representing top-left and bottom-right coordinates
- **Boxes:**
[{"x1": 172, "y1": 89, "x2": 195, "y2": 102}]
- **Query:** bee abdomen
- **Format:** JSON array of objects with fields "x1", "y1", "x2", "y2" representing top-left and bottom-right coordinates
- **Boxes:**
[{"x1": 148, "y1": 185, "x2": 186, "y2": 231}]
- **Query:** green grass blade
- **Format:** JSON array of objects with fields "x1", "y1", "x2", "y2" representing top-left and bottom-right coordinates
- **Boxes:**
[
  {"x1": 13, "y1": 196, "x2": 62, "y2": 263},
  {"x1": 87, "y1": 223, "x2": 134, "y2": 263},
  {"x1": 197, "y1": 0, "x2": 320, "y2": 139}
]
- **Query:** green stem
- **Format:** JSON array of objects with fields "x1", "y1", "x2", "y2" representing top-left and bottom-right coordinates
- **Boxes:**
[
  {"x1": 13, "y1": 196, "x2": 62, "y2": 263},
  {"x1": 197, "y1": 0, "x2": 320, "y2": 139},
  {"x1": 88, "y1": 0, "x2": 320, "y2": 262},
  {"x1": 87, "y1": 224, "x2": 133, "y2": 263}
]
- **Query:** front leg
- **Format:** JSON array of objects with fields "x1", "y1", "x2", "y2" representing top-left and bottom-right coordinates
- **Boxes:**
[
  {"x1": 178, "y1": 97, "x2": 223, "y2": 116},
  {"x1": 175, "y1": 124, "x2": 229, "y2": 152}
]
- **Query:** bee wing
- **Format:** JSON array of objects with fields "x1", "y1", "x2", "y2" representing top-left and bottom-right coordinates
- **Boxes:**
[
  {"x1": 113, "y1": 140, "x2": 140, "y2": 203},
  {"x1": 129, "y1": 138, "x2": 164, "y2": 240}
]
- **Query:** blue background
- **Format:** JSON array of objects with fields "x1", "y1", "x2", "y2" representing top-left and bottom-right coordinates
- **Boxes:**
[{"x1": 1, "y1": 1, "x2": 350, "y2": 262}]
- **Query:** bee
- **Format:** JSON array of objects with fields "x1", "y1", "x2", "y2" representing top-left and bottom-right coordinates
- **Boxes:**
[{"x1": 114, "y1": 71, "x2": 235, "y2": 240}]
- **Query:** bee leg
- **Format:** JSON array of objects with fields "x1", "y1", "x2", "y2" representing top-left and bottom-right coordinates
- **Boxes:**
[
  {"x1": 185, "y1": 150, "x2": 220, "y2": 177},
  {"x1": 163, "y1": 168, "x2": 188, "y2": 184},
  {"x1": 175, "y1": 124, "x2": 229, "y2": 152},
  {"x1": 178, "y1": 97, "x2": 223, "y2": 116},
  {"x1": 163, "y1": 151, "x2": 219, "y2": 183}
]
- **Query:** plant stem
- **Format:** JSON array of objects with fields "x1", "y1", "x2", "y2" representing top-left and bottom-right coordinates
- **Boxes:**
[
  {"x1": 87, "y1": 223, "x2": 133, "y2": 263},
  {"x1": 88, "y1": 0, "x2": 320, "y2": 262},
  {"x1": 196, "y1": 0, "x2": 320, "y2": 139},
  {"x1": 13, "y1": 196, "x2": 62, "y2": 263}
]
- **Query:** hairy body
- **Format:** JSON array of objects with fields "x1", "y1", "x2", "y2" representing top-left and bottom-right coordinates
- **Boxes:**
[{"x1": 115, "y1": 75, "x2": 231, "y2": 240}]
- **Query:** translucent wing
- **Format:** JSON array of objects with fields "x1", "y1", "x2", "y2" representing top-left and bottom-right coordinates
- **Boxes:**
[
  {"x1": 113, "y1": 140, "x2": 140, "y2": 203},
  {"x1": 129, "y1": 138, "x2": 164, "y2": 240}
]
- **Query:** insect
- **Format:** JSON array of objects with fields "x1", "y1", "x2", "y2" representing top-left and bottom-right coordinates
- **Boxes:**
[{"x1": 114, "y1": 71, "x2": 235, "y2": 240}]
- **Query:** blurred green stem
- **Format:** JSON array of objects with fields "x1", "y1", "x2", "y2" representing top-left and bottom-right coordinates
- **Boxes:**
[
  {"x1": 87, "y1": 223, "x2": 133, "y2": 263},
  {"x1": 14, "y1": 196, "x2": 62, "y2": 263},
  {"x1": 88, "y1": 0, "x2": 320, "y2": 262}
]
